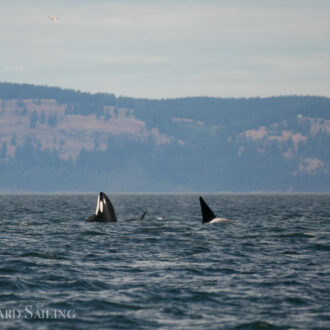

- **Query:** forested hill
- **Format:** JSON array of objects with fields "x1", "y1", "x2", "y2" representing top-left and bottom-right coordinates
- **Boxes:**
[{"x1": 0, "y1": 82, "x2": 329, "y2": 192}]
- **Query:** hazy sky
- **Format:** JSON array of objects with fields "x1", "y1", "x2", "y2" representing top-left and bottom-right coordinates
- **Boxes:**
[{"x1": 1, "y1": 0, "x2": 330, "y2": 98}]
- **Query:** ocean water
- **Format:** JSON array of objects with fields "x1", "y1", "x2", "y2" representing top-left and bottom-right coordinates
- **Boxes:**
[{"x1": 0, "y1": 194, "x2": 329, "y2": 329}]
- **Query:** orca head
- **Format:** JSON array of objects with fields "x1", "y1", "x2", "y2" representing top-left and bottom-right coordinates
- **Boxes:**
[{"x1": 87, "y1": 192, "x2": 118, "y2": 222}]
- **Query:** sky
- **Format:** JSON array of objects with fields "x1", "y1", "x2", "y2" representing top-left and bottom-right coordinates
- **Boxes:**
[{"x1": 1, "y1": 0, "x2": 330, "y2": 99}]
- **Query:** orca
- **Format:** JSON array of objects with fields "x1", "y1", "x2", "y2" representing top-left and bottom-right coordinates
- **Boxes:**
[
  {"x1": 199, "y1": 196, "x2": 231, "y2": 224},
  {"x1": 87, "y1": 192, "x2": 146, "y2": 222},
  {"x1": 123, "y1": 210, "x2": 147, "y2": 222}
]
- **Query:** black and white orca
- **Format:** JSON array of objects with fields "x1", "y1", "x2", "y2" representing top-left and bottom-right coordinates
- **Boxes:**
[
  {"x1": 87, "y1": 192, "x2": 146, "y2": 222},
  {"x1": 199, "y1": 196, "x2": 231, "y2": 224}
]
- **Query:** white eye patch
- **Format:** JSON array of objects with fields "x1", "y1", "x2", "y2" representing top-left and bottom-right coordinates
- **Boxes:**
[
  {"x1": 95, "y1": 194, "x2": 100, "y2": 214},
  {"x1": 100, "y1": 201, "x2": 103, "y2": 213}
]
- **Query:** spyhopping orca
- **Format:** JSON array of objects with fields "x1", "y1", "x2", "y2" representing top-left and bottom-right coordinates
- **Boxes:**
[
  {"x1": 199, "y1": 196, "x2": 231, "y2": 224},
  {"x1": 87, "y1": 192, "x2": 146, "y2": 222}
]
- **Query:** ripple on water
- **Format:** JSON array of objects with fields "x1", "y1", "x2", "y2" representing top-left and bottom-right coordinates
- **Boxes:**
[{"x1": 0, "y1": 194, "x2": 329, "y2": 329}]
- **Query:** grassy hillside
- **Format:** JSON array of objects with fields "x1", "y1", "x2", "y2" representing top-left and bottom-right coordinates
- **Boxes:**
[{"x1": 0, "y1": 82, "x2": 329, "y2": 192}]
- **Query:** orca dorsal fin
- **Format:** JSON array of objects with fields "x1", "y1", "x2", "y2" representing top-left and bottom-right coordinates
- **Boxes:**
[
  {"x1": 199, "y1": 196, "x2": 216, "y2": 223},
  {"x1": 139, "y1": 210, "x2": 147, "y2": 220}
]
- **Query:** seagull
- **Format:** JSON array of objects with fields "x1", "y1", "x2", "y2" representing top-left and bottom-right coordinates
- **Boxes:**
[{"x1": 49, "y1": 16, "x2": 58, "y2": 23}]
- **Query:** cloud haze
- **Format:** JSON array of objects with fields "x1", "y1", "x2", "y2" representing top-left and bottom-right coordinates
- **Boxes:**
[{"x1": 1, "y1": 0, "x2": 329, "y2": 98}]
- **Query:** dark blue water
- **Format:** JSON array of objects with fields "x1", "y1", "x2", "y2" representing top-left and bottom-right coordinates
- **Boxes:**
[{"x1": 0, "y1": 194, "x2": 329, "y2": 329}]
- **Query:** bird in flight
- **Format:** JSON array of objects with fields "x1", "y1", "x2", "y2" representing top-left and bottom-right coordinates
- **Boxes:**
[{"x1": 49, "y1": 16, "x2": 58, "y2": 23}]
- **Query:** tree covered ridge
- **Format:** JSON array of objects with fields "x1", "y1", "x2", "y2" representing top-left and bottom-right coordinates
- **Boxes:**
[{"x1": 0, "y1": 82, "x2": 329, "y2": 192}]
